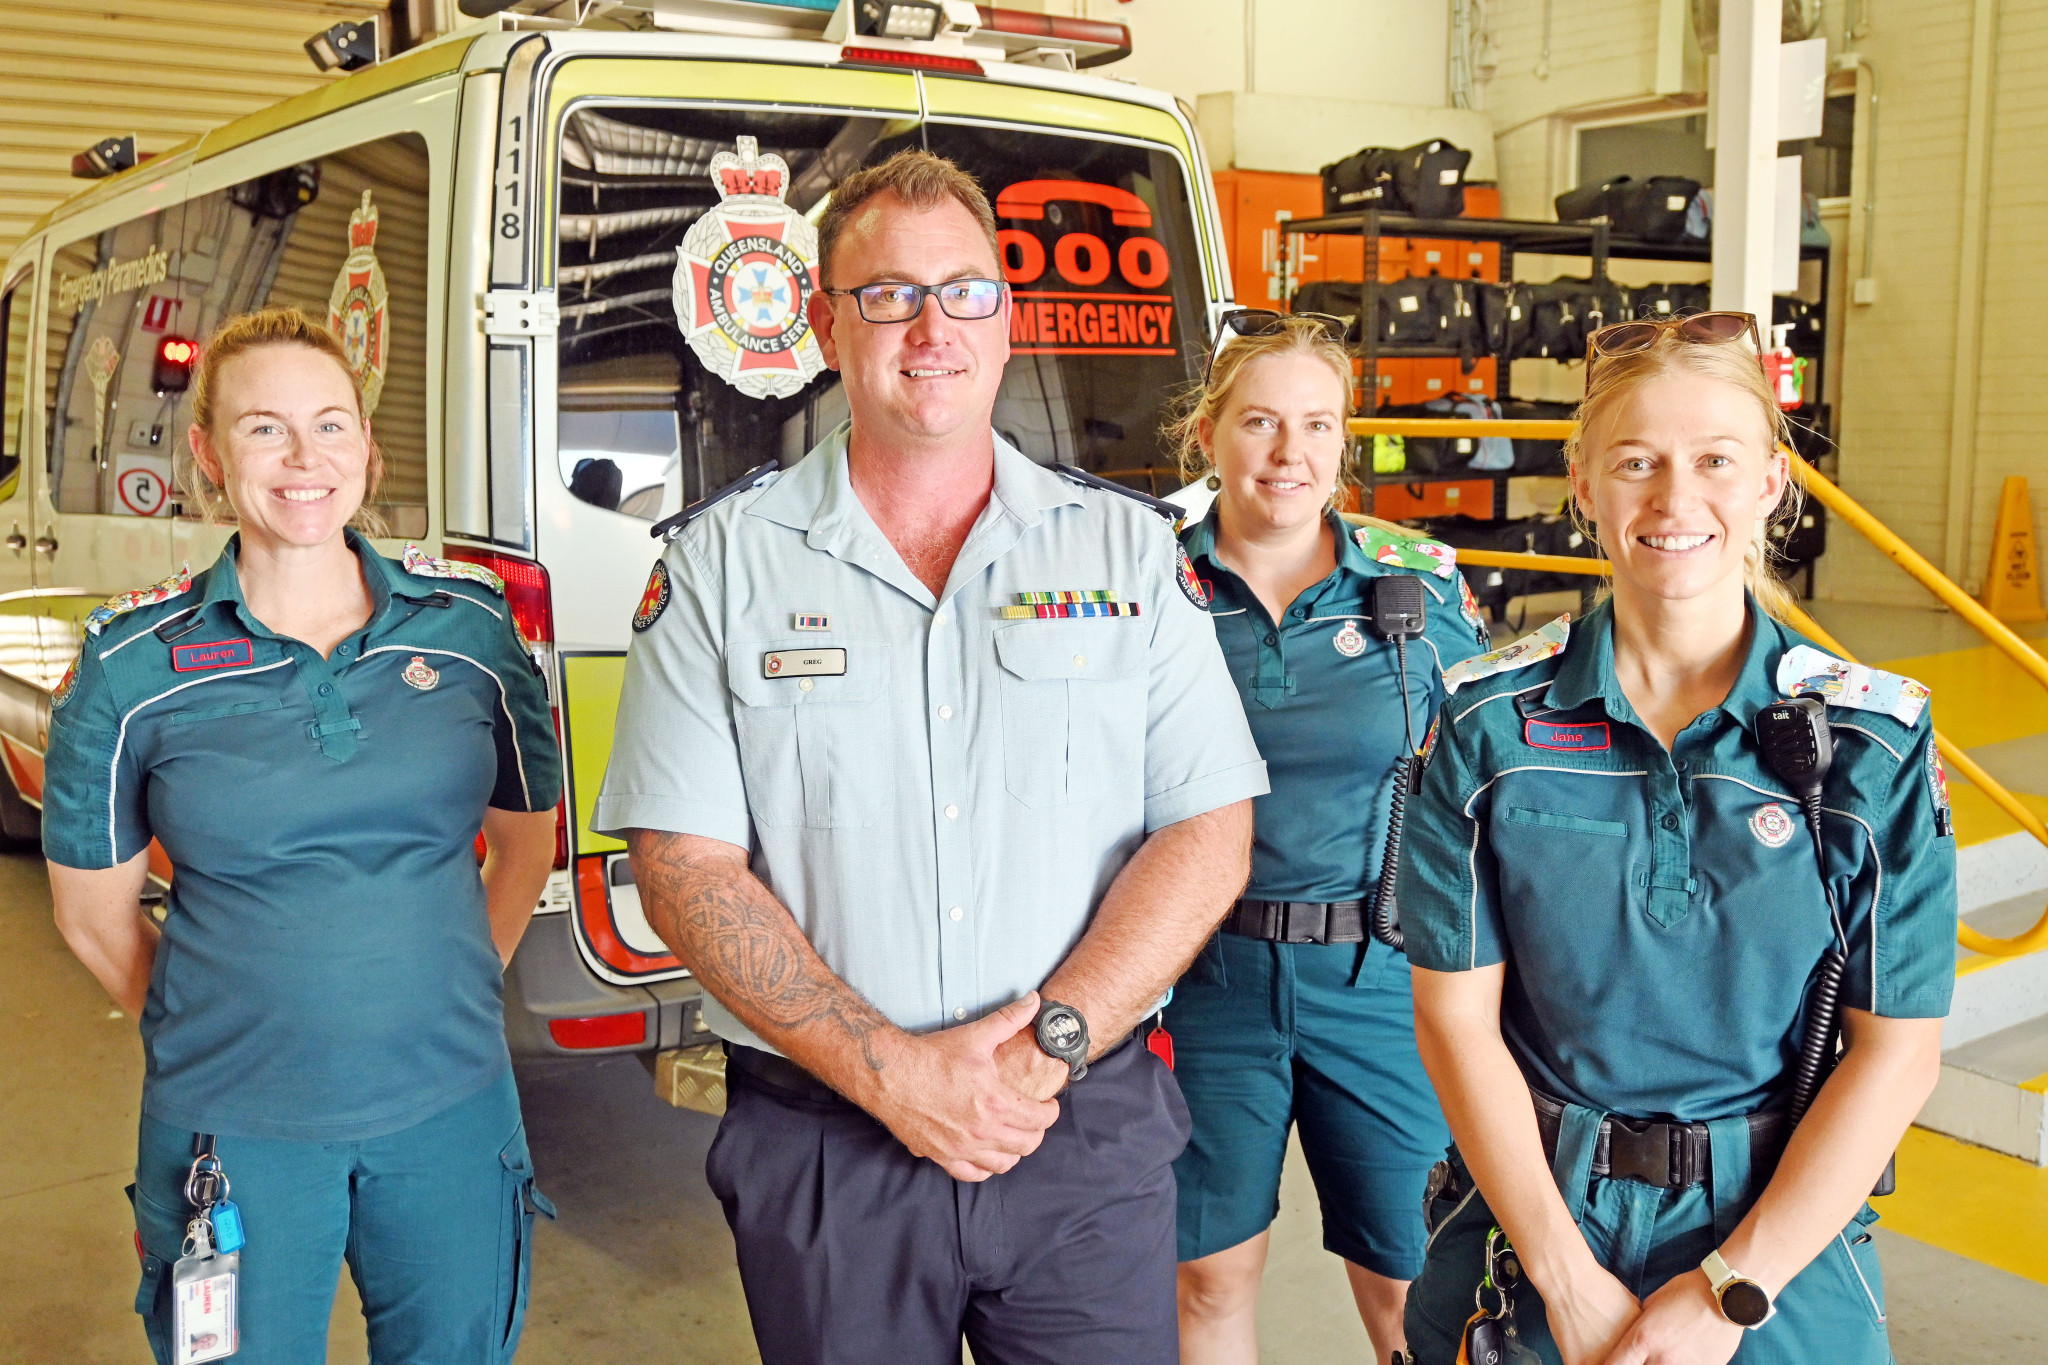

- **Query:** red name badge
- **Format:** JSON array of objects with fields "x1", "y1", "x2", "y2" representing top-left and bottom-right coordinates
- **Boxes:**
[
  {"x1": 171, "y1": 639, "x2": 254, "y2": 672},
  {"x1": 1524, "y1": 718, "x2": 1610, "y2": 752}
]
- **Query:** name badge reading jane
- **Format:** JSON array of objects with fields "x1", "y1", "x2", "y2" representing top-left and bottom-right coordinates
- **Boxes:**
[{"x1": 763, "y1": 648, "x2": 847, "y2": 679}]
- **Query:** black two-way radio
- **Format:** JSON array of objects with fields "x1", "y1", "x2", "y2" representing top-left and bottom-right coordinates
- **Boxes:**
[
  {"x1": 1754, "y1": 694, "x2": 1897, "y2": 1195},
  {"x1": 1366, "y1": 575, "x2": 1428, "y2": 952}
]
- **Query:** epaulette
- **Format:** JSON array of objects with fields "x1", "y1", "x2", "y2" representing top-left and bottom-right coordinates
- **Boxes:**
[
  {"x1": 401, "y1": 544, "x2": 504, "y2": 595},
  {"x1": 83, "y1": 566, "x2": 193, "y2": 636},
  {"x1": 651, "y1": 460, "x2": 781, "y2": 542},
  {"x1": 1352, "y1": 523, "x2": 1457, "y2": 580},
  {"x1": 1051, "y1": 462, "x2": 1183, "y2": 527},
  {"x1": 1442, "y1": 614, "x2": 1570, "y2": 695},
  {"x1": 1777, "y1": 644, "x2": 1930, "y2": 727}
]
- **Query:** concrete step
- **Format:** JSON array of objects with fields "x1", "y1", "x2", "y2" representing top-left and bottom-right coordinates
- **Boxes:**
[
  {"x1": 1921, "y1": 1014, "x2": 2048, "y2": 1165},
  {"x1": 1946, "y1": 891, "x2": 2048, "y2": 1050}
]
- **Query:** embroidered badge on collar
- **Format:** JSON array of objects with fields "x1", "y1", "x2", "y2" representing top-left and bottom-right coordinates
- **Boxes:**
[
  {"x1": 1525, "y1": 718, "x2": 1609, "y2": 751},
  {"x1": 1750, "y1": 803, "x2": 1796, "y2": 848},
  {"x1": 401, "y1": 656, "x2": 440, "y2": 691},
  {"x1": 1352, "y1": 525, "x2": 1457, "y2": 579},
  {"x1": 400, "y1": 544, "x2": 504, "y2": 595},
  {"x1": 633, "y1": 560, "x2": 671, "y2": 633},
  {"x1": 1442, "y1": 614, "x2": 1571, "y2": 695},
  {"x1": 1333, "y1": 620, "x2": 1366, "y2": 657},
  {"x1": 83, "y1": 566, "x2": 194, "y2": 636},
  {"x1": 171, "y1": 639, "x2": 253, "y2": 673},
  {"x1": 1775, "y1": 645, "x2": 1930, "y2": 727},
  {"x1": 1176, "y1": 545, "x2": 1210, "y2": 609},
  {"x1": 1927, "y1": 743, "x2": 1954, "y2": 838},
  {"x1": 51, "y1": 656, "x2": 80, "y2": 710}
]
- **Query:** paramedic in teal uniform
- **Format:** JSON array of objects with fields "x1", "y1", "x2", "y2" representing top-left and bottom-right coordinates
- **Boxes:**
[
  {"x1": 43, "y1": 309, "x2": 563, "y2": 1365},
  {"x1": 1169, "y1": 313, "x2": 1489, "y2": 1365},
  {"x1": 1397, "y1": 315, "x2": 1955, "y2": 1365}
]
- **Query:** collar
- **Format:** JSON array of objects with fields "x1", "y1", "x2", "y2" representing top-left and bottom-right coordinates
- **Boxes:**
[
  {"x1": 748, "y1": 421, "x2": 1080, "y2": 537},
  {"x1": 196, "y1": 530, "x2": 395, "y2": 639},
  {"x1": 1545, "y1": 593, "x2": 1787, "y2": 727},
  {"x1": 1181, "y1": 506, "x2": 1367, "y2": 586}
]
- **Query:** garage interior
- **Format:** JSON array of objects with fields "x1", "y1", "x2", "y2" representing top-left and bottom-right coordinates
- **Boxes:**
[{"x1": 4, "y1": 1, "x2": 2048, "y2": 1361}]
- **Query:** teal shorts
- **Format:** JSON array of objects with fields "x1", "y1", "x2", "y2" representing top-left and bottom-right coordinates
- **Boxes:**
[{"x1": 1168, "y1": 932, "x2": 1448, "y2": 1277}]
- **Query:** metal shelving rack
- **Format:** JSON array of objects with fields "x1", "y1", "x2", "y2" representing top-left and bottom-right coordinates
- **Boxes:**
[{"x1": 1277, "y1": 208, "x2": 1830, "y2": 519}]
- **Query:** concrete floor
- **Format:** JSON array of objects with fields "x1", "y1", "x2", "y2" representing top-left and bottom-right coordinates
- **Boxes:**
[{"x1": 7, "y1": 848, "x2": 2048, "y2": 1363}]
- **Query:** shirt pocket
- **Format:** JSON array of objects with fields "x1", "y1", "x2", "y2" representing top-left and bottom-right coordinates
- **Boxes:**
[
  {"x1": 161, "y1": 697, "x2": 286, "y2": 726},
  {"x1": 993, "y1": 622, "x2": 1146, "y2": 809},
  {"x1": 727, "y1": 640, "x2": 892, "y2": 829},
  {"x1": 1503, "y1": 806, "x2": 1627, "y2": 838}
]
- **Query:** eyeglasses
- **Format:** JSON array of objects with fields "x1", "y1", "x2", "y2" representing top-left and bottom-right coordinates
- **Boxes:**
[
  {"x1": 824, "y1": 278, "x2": 1007, "y2": 324},
  {"x1": 1206, "y1": 308, "x2": 1350, "y2": 382},
  {"x1": 1584, "y1": 311, "x2": 1762, "y2": 382}
]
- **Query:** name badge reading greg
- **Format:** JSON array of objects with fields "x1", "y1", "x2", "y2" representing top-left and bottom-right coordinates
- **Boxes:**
[{"x1": 763, "y1": 648, "x2": 847, "y2": 679}]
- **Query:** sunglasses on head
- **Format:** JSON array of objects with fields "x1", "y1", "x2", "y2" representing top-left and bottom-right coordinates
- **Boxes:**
[
  {"x1": 1584, "y1": 310, "x2": 1762, "y2": 382},
  {"x1": 1205, "y1": 308, "x2": 1350, "y2": 382}
]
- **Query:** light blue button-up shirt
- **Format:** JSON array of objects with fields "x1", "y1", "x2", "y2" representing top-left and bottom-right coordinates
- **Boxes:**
[{"x1": 594, "y1": 424, "x2": 1268, "y2": 1052}]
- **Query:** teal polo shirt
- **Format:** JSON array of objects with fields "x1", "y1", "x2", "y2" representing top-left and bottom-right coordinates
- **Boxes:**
[
  {"x1": 1398, "y1": 597, "x2": 1957, "y2": 1121},
  {"x1": 1181, "y1": 509, "x2": 1488, "y2": 904},
  {"x1": 42, "y1": 533, "x2": 562, "y2": 1141}
]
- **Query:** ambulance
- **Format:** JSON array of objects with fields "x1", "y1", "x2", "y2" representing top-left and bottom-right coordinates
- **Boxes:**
[{"x1": 0, "y1": 0, "x2": 1233, "y2": 1059}]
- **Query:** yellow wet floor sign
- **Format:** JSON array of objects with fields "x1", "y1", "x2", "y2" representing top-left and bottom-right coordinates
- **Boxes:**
[{"x1": 1980, "y1": 476, "x2": 2046, "y2": 624}]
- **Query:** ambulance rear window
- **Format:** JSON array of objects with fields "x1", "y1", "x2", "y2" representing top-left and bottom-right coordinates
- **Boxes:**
[{"x1": 554, "y1": 105, "x2": 1207, "y2": 520}]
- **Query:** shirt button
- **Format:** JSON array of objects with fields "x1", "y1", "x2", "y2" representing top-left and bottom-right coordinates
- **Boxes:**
[
  {"x1": 799, "y1": 678, "x2": 814, "y2": 692},
  {"x1": 1293, "y1": 607, "x2": 1306, "y2": 618},
  {"x1": 949, "y1": 906, "x2": 963, "y2": 921},
  {"x1": 318, "y1": 683, "x2": 333, "y2": 696},
  {"x1": 938, "y1": 705, "x2": 953, "y2": 720},
  {"x1": 1073, "y1": 654, "x2": 1086, "y2": 668},
  {"x1": 1264, "y1": 633, "x2": 1278, "y2": 646},
  {"x1": 953, "y1": 1006, "x2": 967, "y2": 1021},
  {"x1": 338, "y1": 644, "x2": 352, "y2": 655},
  {"x1": 944, "y1": 804, "x2": 959, "y2": 819},
  {"x1": 1661, "y1": 812, "x2": 1681, "y2": 831}
]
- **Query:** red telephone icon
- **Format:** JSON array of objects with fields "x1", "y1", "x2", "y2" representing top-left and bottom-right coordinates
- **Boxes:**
[{"x1": 996, "y1": 180, "x2": 1154, "y2": 229}]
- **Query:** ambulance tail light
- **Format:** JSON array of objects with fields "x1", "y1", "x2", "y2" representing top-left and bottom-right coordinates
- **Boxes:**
[
  {"x1": 442, "y1": 548, "x2": 555, "y2": 647},
  {"x1": 837, "y1": 44, "x2": 984, "y2": 76},
  {"x1": 547, "y1": 1012, "x2": 648, "y2": 1050}
]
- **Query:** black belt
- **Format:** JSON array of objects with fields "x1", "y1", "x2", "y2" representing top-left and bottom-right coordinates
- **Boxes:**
[
  {"x1": 1224, "y1": 899, "x2": 1365, "y2": 944},
  {"x1": 727, "y1": 1031, "x2": 1140, "y2": 1106},
  {"x1": 1530, "y1": 1088, "x2": 1790, "y2": 1189}
]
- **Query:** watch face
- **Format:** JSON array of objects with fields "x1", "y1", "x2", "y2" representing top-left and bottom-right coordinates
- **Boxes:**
[
  {"x1": 1720, "y1": 1279, "x2": 1771, "y2": 1327},
  {"x1": 1041, "y1": 1009, "x2": 1084, "y2": 1056}
]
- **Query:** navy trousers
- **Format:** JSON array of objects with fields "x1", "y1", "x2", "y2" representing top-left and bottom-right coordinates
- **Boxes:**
[
  {"x1": 707, "y1": 1036, "x2": 1190, "y2": 1365},
  {"x1": 130, "y1": 1070, "x2": 551, "y2": 1365}
]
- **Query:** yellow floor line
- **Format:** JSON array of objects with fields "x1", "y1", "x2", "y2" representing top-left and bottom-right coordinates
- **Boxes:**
[
  {"x1": 1879, "y1": 644, "x2": 2048, "y2": 750},
  {"x1": 1873, "y1": 1126, "x2": 2048, "y2": 1285}
]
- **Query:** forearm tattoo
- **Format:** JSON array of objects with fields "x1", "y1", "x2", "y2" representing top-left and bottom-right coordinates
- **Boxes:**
[{"x1": 632, "y1": 834, "x2": 891, "y2": 1072}]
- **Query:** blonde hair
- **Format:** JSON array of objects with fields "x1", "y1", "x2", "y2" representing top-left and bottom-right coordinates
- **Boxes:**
[
  {"x1": 1170, "y1": 316, "x2": 1356, "y2": 493},
  {"x1": 182, "y1": 306, "x2": 387, "y2": 538},
  {"x1": 815, "y1": 149, "x2": 1000, "y2": 290},
  {"x1": 1565, "y1": 327, "x2": 1803, "y2": 621}
]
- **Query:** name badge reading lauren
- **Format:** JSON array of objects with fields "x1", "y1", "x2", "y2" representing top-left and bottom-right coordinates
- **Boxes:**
[{"x1": 763, "y1": 648, "x2": 847, "y2": 679}]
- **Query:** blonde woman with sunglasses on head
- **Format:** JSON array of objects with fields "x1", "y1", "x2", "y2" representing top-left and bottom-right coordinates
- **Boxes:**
[
  {"x1": 1395, "y1": 313, "x2": 1955, "y2": 1365},
  {"x1": 1167, "y1": 312, "x2": 1491, "y2": 1365}
]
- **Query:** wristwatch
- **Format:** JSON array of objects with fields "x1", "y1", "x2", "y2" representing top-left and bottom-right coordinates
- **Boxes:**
[
  {"x1": 1034, "y1": 999, "x2": 1090, "y2": 1082},
  {"x1": 1701, "y1": 1249, "x2": 1775, "y2": 1328}
]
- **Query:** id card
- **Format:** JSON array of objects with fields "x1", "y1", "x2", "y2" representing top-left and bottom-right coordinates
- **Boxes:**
[{"x1": 172, "y1": 1250, "x2": 238, "y2": 1364}]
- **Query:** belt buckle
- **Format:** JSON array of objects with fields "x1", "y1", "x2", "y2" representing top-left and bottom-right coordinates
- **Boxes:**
[
  {"x1": 1604, "y1": 1119, "x2": 1675, "y2": 1188},
  {"x1": 1282, "y1": 902, "x2": 1328, "y2": 943}
]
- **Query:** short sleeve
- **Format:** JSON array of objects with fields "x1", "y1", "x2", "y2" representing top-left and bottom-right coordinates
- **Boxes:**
[
  {"x1": 1850, "y1": 721, "x2": 1957, "y2": 1018},
  {"x1": 1140, "y1": 532, "x2": 1268, "y2": 831},
  {"x1": 41, "y1": 644, "x2": 150, "y2": 869},
  {"x1": 591, "y1": 540, "x2": 753, "y2": 847},
  {"x1": 1420, "y1": 570, "x2": 1489, "y2": 694},
  {"x1": 1396, "y1": 703, "x2": 1506, "y2": 972},
  {"x1": 486, "y1": 606, "x2": 563, "y2": 813}
]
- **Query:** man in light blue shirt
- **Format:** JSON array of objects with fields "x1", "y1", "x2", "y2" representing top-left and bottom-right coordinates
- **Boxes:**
[{"x1": 594, "y1": 150, "x2": 1265, "y2": 1365}]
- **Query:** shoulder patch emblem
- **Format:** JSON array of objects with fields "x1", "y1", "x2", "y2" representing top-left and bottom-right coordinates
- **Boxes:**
[
  {"x1": 633, "y1": 559, "x2": 671, "y2": 633},
  {"x1": 1776, "y1": 644, "x2": 1930, "y2": 727},
  {"x1": 51, "y1": 655, "x2": 81, "y2": 710},
  {"x1": 1176, "y1": 544, "x2": 1210, "y2": 609},
  {"x1": 83, "y1": 566, "x2": 194, "y2": 636},
  {"x1": 1353, "y1": 524, "x2": 1457, "y2": 580},
  {"x1": 1455, "y1": 572, "x2": 1489, "y2": 644},
  {"x1": 1442, "y1": 614, "x2": 1571, "y2": 695},
  {"x1": 1927, "y1": 743, "x2": 1954, "y2": 837},
  {"x1": 400, "y1": 544, "x2": 505, "y2": 595}
]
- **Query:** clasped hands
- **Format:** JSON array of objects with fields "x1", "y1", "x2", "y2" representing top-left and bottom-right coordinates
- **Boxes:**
[
  {"x1": 860, "y1": 990, "x2": 1075, "y2": 1183},
  {"x1": 1549, "y1": 1260, "x2": 1746, "y2": 1365}
]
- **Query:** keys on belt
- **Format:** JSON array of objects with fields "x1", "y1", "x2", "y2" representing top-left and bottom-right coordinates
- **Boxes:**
[
  {"x1": 1224, "y1": 899, "x2": 1366, "y2": 944},
  {"x1": 1529, "y1": 1087, "x2": 1790, "y2": 1189}
]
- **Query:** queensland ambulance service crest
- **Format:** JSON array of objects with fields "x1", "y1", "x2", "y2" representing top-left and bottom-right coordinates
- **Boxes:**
[
  {"x1": 672, "y1": 137, "x2": 825, "y2": 401},
  {"x1": 1750, "y1": 803, "x2": 1796, "y2": 849},
  {"x1": 329, "y1": 190, "x2": 389, "y2": 419}
]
